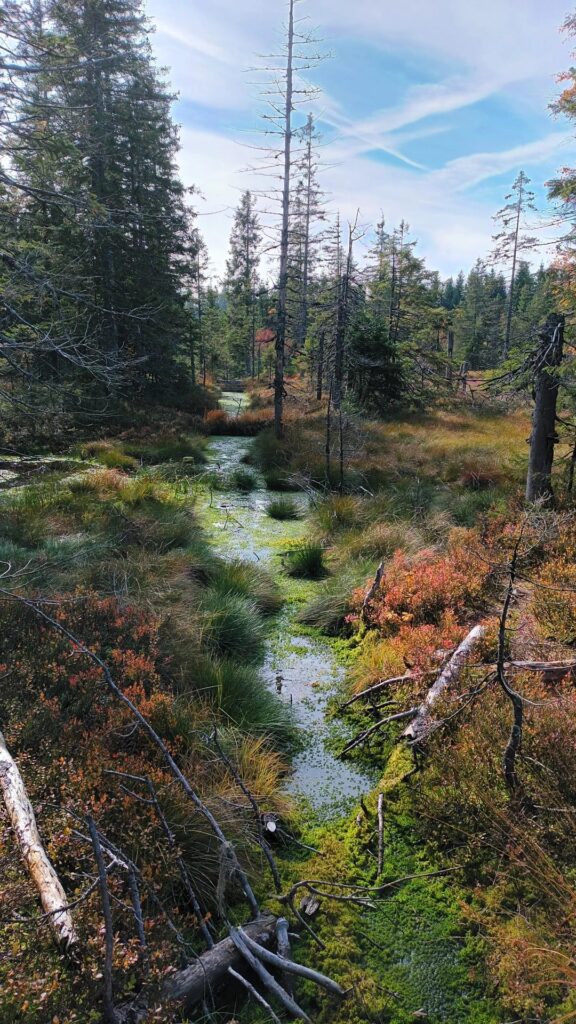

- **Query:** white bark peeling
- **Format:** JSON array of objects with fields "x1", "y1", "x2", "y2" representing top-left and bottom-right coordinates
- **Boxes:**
[
  {"x1": 0, "y1": 730, "x2": 78, "y2": 948},
  {"x1": 403, "y1": 624, "x2": 486, "y2": 744}
]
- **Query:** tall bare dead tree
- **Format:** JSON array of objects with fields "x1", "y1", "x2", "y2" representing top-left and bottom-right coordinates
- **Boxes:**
[
  {"x1": 525, "y1": 313, "x2": 565, "y2": 503},
  {"x1": 492, "y1": 170, "x2": 537, "y2": 359},
  {"x1": 252, "y1": 0, "x2": 323, "y2": 437}
]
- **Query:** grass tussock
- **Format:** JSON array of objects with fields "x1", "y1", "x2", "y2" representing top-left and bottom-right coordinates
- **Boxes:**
[
  {"x1": 284, "y1": 541, "x2": 327, "y2": 579},
  {"x1": 229, "y1": 467, "x2": 258, "y2": 492},
  {"x1": 200, "y1": 589, "x2": 267, "y2": 663},
  {"x1": 266, "y1": 497, "x2": 302, "y2": 520},
  {"x1": 209, "y1": 558, "x2": 283, "y2": 615},
  {"x1": 298, "y1": 559, "x2": 373, "y2": 634},
  {"x1": 182, "y1": 656, "x2": 297, "y2": 748}
]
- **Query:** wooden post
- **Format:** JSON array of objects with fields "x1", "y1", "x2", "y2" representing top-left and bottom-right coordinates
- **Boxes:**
[{"x1": 525, "y1": 313, "x2": 564, "y2": 503}]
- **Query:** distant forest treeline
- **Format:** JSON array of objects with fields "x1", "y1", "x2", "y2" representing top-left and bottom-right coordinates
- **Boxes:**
[{"x1": 2, "y1": 0, "x2": 575, "y2": 434}]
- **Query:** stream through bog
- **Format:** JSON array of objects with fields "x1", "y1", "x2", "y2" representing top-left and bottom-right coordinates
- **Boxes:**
[{"x1": 199, "y1": 393, "x2": 376, "y2": 819}]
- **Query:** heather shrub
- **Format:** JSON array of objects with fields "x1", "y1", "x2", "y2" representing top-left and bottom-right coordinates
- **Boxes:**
[{"x1": 358, "y1": 538, "x2": 488, "y2": 632}]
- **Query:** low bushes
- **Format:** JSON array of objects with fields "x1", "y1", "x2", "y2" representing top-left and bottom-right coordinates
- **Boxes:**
[
  {"x1": 358, "y1": 538, "x2": 489, "y2": 632},
  {"x1": 84, "y1": 442, "x2": 139, "y2": 471},
  {"x1": 205, "y1": 409, "x2": 274, "y2": 436},
  {"x1": 80, "y1": 433, "x2": 208, "y2": 468},
  {"x1": 124, "y1": 433, "x2": 208, "y2": 465}
]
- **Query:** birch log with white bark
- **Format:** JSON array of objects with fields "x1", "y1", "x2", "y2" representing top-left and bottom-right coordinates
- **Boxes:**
[
  {"x1": 402, "y1": 625, "x2": 486, "y2": 744},
  {"x1": 0, "y1": 730, "x2": 78, "y2": 948}
]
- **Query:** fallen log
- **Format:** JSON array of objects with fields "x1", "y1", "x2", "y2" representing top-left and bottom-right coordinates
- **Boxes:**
[
  {"x1": 228, "y1": 966, "x2": 282, "y2": 1024},
  {"x1": 239, "y1": 925, "x2": 347, "y2": 996},
  {"x1": 162, "y1": 914, "x2": 277, "y2": 1008},
  {"x1": 230, "y1": 927, "x2": 312, "y2": 1023},
  {"x1": 377, "y1": 793, "x2": 384, "y2": 877},
  {"x1": 341, "y1": 659, "x2": 576, "y2": 714},
  {"x1": 342, "y1": 708, "x2": 418, "y2": 756},
  {"x1": 504, "y1": 659, "x2": 576, "y2": 680},
  {"x1": 403, "y1": 624, "x2": 486, "y2": 744},
  {"x1": 0, "y1": 730, "x2": 78, "y2": 949}
]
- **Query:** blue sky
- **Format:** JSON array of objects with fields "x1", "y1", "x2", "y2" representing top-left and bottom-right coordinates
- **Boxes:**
[{"x1": 144, "y1": 0, "x2": 575, "y2": 281}]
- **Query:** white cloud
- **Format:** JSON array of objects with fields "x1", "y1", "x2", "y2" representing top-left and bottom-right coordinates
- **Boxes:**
[{"x1": 431, "y1": 131, "x2": 573, "y2": 192}]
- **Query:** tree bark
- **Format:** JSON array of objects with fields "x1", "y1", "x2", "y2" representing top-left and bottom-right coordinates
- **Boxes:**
[
  {"x1": 162, "y1": 914, "x2": 277, "y2": 1008},
  {"x1": 0, "y1": 730, "x2": 79, "y2": 948},
  {"x1": 525, "y1": 314, "x2": 564, "y2": 503},
  {"x1": 402, "y1": 625, "x2": 486, "y2": 744},
  {"x1": 316, "y1": 330, "x2": 324, "y2": 401}
]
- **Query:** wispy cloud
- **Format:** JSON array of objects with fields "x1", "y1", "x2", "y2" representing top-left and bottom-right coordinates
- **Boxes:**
[
  {"x1": 144, "y1": 0, "x2": 573, "y2": 276},
  {"x1": 154, "y1": 19, "x2": 231, "y2": 64},
  {"x1": 432, "y1": 131, "x2": 573, "y2": 191}
]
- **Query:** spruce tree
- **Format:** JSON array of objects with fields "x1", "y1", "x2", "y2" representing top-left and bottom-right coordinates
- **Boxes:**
[
  {"x1": 224, "y1": 191, "x2": 261, "y2": 376},
  {"x1": 2, "y1": 0, "x2": 193, "y2": 417},
  {"x1": 288, "y1": 113, "x2": 325, "y2": 356}
]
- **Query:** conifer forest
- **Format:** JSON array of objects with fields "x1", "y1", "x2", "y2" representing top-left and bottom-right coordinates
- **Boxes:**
[{"x1": 4, "y1": 1, "x2": 576, "y2": 1022}]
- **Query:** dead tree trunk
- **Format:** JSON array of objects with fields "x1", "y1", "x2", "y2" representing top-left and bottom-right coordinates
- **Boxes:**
[
  {"x1": 274, "y1": 0, "x2": 295, "y2": 439},
  {"x1": 162, "y1": 915, "x2": 277, "y2": 1008},
  {"x1": 0, "y1": 730, "x2": 78, "y2": 948},
  {"x1": 316, "y1": 330, "x2": 325, "y2": 401},
  {"x1": 525, "y1": 313, "x2": 564, "y2": 503},
  {"x1": 333, "y1": 219, "x2": 355, "y2": 410},
  {"x1": 402, "y1": 625, "x2": 486, "y2": 744},
  {"x1": 445, "y1": 329, "x2": 454, "y2": 384}
]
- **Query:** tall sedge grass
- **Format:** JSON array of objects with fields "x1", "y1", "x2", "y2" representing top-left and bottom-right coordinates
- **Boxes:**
[
  {"x1": 208, "y1": 559, "x2": 283, "y2": 615},
  {"x1": 200, "y1": 589, "x2": 267, "y2": 663},
  {"x1": 186, "y1": 656, "x2": 298, "y2": 749},
  {"x1": 284, "y1": 541, "x2": 327, "y2": 579},
  {"x1": 266, "y1": 497, "x2": 302, "y2": 520},
  {"x1": 298, "y1": 558, "x2": 373, "y2": 634}
]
